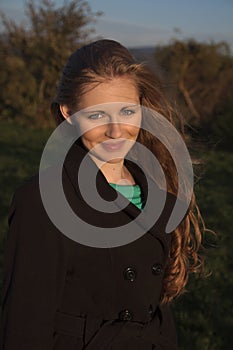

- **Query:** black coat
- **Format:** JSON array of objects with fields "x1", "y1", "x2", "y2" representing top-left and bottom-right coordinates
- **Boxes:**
[{"x1": 0, "y1": 141, "x2": 180, "y2": 350}]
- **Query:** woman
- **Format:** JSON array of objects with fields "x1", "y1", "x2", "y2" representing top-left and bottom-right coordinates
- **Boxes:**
[{"x1": 0, "y1": 39, "x2": 204, "y2": 349}]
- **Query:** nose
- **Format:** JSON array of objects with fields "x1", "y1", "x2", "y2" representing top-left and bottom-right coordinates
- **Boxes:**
[{"x1": 105, "y1": 120, "x2": 122, "y2": 139}]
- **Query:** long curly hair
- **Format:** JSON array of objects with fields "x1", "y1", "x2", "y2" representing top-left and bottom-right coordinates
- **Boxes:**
[{"x1": 51, "y1": 39, "x2": 205, "y2": 303}]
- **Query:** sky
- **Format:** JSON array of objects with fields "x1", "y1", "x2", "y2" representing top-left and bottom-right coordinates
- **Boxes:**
[{"x1": 0, "y1": 0, "x2": 232, "y2": 48}]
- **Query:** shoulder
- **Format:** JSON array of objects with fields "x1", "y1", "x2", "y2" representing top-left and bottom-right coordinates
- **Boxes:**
[
  {"x1": 8, "y1": 173, "x2": 39, "y2": 222},
  {"x1": 13, "y1": 173, "x2": 40, "y2": 202},
  {"x1": 12, "y1": 162, "x2": 72, "y2": 210},
  {"x1": 7, "y1": 170, "x2": 74, "y2": 256},
  {"x1": 9, "y1": 167, "x2": 59, "y2": 227}
]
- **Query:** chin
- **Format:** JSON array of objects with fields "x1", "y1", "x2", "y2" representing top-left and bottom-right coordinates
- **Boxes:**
[
  {"x1": 105, "y1": 157, "x2": 124, "y2": 164},
  {"x1": 88, "y1": 147, "x2": 128, "y2": 163},
  {"x1": 93, "y1": 153, "x2": 125, "y2": 164}
]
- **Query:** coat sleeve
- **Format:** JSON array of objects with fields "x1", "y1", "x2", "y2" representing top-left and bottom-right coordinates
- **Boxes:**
[{"x1": 0, "y1": 185, "x2": 67, "y2": 350}]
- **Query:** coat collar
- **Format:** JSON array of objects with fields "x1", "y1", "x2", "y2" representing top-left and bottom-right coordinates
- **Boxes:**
[
  {"x1": 63, "y1": 140, "x2": 150, "y2": 221},
  {"x1": 63, "y1": 139, "x2": 176, "y2": 251}
]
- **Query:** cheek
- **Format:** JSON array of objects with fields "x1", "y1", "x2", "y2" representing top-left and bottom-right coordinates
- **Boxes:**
[
  {"x1": 125, "y1": 114, "x2": 142, "y2": 136},
  {"x1": 81, "y1": 131, "x2": 95, "y2": 144},
  {"x1": 80, "y1": 126, "x2": 105, "y2": 143},
  {"x1": 124, "y1": 125, "x2": 141, "y2": 137}
]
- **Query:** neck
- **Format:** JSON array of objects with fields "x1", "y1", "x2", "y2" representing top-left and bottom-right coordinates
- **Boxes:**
[{"x1": 90, "y1": 155, "x2": 135, "y2": 185}]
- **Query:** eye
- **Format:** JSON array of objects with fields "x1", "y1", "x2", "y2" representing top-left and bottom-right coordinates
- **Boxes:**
[
  {"x1": 121, "y1": 109, "x2": 136, "y2": 116},
  {"x1": 88, "y1": 113, "x2": 104, "y2": 120}
]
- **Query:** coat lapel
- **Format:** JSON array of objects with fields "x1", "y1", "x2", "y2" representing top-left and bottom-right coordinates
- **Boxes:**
[
  {"x1": 63, "y1": 141, "x2": 151, "y2": 221},
  {"x1": 63, "y1": 140, "x2": 175, "y2": 251}
]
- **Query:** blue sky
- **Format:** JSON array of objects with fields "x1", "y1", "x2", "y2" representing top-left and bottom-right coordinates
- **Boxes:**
[{"x1": 1, "y1": 0, "x2": 232, "y2": 47}]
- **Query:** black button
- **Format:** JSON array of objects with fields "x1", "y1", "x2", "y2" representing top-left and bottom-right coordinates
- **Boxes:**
[
  {"x1": 118, "y1": 309, "x2": 133, "y2": 321},
  {"x1": 151, "y1": 344, "x2": 164, "y2": 350},
  {"x1": 151, "y1": 263, "x2": 163, "y2": 275},
  {"x1": 123, "y1": 267, "x2": 137, "y2": 281},
  {"x1": 65, "y1": 268, "x2": 74, "y2": 280},
  {"x1": 152, "y1": 345, "x2": 163, "y2": 350}
]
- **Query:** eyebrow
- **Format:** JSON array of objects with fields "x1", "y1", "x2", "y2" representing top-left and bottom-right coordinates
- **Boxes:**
[
  {"x1": 82, "y1": 110, "x2": 105, "y2": 115},
  {"x1": 121, "y1": 104, "x2": 140, "y2": 109},
  {"x1": 82, "y1": 104, "x2": 140, "y2": 114}
]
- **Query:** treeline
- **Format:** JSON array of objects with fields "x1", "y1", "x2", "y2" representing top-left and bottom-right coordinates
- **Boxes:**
[
  {"x1": 0, "y1": 0, "x2": 102, "y2": 127},
  {"x1": 154, "y1": 39, "x2": 233, "y2": 152},
  {"x1": 0, "y1": 0, "x2": 232, "y2": 143}
]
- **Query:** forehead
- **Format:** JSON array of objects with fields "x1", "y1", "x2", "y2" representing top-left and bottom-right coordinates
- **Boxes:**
[{"x1": 78, "y1": 77, "x2": 140, "y2": 110}]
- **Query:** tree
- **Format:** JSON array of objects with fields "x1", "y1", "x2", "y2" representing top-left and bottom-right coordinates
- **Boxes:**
[
  {"x1": 154, "y1": 39, "x2": 233, "y2": 128},
  {"x1": 0, "y1": 0, "x2": 102, "y2": 126}
]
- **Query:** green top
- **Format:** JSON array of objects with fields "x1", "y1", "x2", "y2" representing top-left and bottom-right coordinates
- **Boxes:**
[{"x1": 109, "y1": 183, "x2": 143, "y2": 210}]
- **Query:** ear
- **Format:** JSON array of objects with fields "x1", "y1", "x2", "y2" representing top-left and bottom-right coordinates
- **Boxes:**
[{"x1": 60, "y1": 105, "x2": 73, "y2": 124}]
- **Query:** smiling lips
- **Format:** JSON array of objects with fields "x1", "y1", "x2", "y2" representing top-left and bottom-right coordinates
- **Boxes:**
[{"x1": 101, "y1": 140, "x2": 126, "y2": 151}]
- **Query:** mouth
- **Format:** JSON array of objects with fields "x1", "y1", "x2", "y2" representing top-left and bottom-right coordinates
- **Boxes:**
[{"x1": 101, "y1": 140, "x2": 126, "y2": 151}]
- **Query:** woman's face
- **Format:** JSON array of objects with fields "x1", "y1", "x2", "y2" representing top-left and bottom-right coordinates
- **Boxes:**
[{"x1": 73, "y1": 77, "x2": 141, "y2": 164}]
